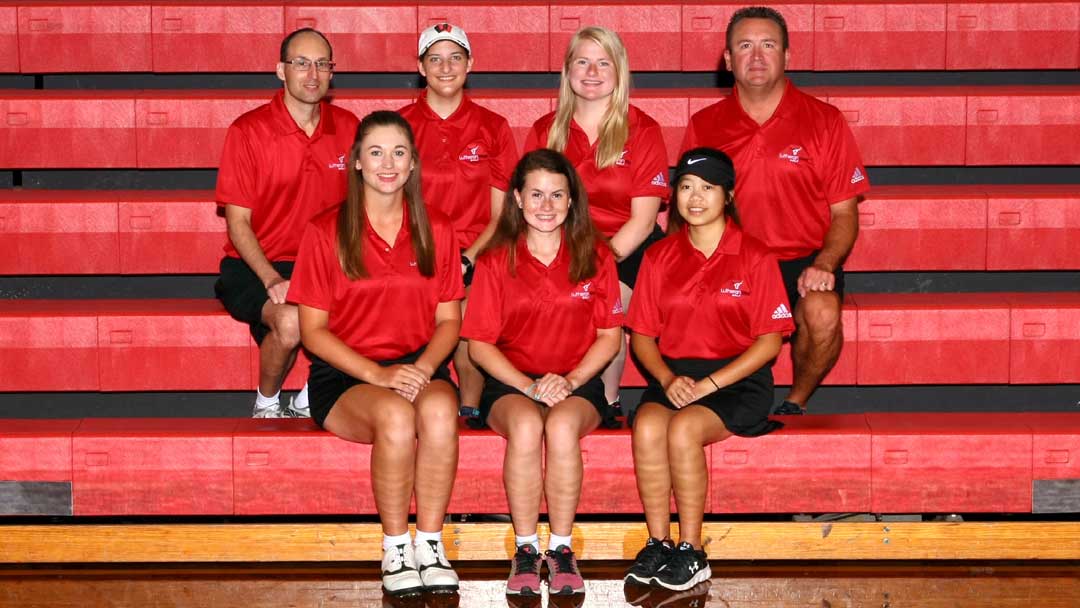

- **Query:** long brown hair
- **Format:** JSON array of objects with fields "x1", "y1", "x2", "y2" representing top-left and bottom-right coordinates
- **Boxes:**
[
  {"x1": 546, "y1": 26, "x2": 631, "y2": 170},
  {"x1": 337, "y1": 111, "x2": 435, "y2": 279},
  {"x1": 485, "y1": 149, "x2": 603, "y2": 283}
]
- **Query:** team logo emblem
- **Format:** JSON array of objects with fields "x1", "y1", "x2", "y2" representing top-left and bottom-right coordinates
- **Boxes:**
[
  {"x1": 772, "y1": 303, "x2": 792, "y2": 319},
  {"x1": 459, "y1": 142, "x2": 486, "y2": 162},
  {"x1": 720, "y1": 280, "x2": 744, "y2": 297},
  {"x1": 615, "y1": 150, "x2": 630, "y2": 167},
  {"x1": 328, "y1": 153, "x2": 346, "y2": 170},
  {"x1": 850, "y1": 167, "x2": 865, "y2": 184},
  {"x1": 779, "y1": 145, "x2": 803, "y2": 164},
  {"x1": 612, "y1": 299, "x2": 624, "y2": 315},
  {"x1": 570, "y1": 281, "x2": 593, "y2": 300},
  {"x1": 434, "y1": 23, "x2": 454, "y2": 33},
  {"x1": 650, "y1": 171, "x2": 668, "y2": 187}
]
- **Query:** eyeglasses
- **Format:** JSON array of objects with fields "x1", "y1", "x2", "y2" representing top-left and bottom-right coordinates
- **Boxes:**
[{"x1": 283, "y1": 58, "x2": 336, "y2": 73}]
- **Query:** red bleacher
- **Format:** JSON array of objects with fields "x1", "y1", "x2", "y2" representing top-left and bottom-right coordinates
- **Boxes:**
[
  {"x1": 5, "y1": 87, "x2": 1080, "y2": 168},
  {"x1": 7, "y1": 185, "x2": 1076, "y2": 276},
  {"x1": 5, "y1": 413, "x2": 1080, "y2": 516},
  {"x1": 9, "y1": 1, "x2": 1079, "y2": 72},
  {"x1": 2, "y1": 293, "x2": 1077, "y2": 392}
]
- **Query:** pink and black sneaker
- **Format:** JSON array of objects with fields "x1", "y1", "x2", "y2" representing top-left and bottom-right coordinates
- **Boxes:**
[
  {"x1": 506, "y1": 544, "x2": 543, "y2": 596},
  {"x1": 544, "y1": 545, "x2": 586, "y2": 595}
]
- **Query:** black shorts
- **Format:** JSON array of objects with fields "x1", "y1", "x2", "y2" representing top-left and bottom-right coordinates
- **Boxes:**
[
  {"x1": 215, "y1": 256, "x2": 294, "y2": 345},
  {"x1": 636, "y1": 357, "x2": 782, "y2": 437},
  {"x1": 479, "y1": 372, "x2": 619, "y2": 429},
  {"x1": 616, "y1": 224, "x2": 666, "y2": 289},
  {"x1": 307, "y1": 350, "x2": 454, "y2": 428},
  {"x1": 777, "y1": 250, "x2": 845, "y2": 316}
]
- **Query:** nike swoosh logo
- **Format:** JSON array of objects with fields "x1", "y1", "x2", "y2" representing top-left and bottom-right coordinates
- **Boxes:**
[{"x1": 686, "y1": 157, "x2": 706, "y2": 164}]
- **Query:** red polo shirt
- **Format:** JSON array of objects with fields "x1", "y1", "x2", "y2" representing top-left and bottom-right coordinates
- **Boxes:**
[
  {"x1": 288, "y1": 205, "x2": 464, "y2": 361},
  {"x1": 461, "y1": 237, "x2": 624, "y2": 376},
  {"x1": 216, "y1": 91, "x2": 359, "y2": 262},
  {"x1": 681, "y1": 82, "x2": 869, "y2": 260},
  {"x1": 524, "y1": 105, "x2": 669, "y2": 237},
  {"x1": 400, "y1": 92, "x2": 518, "y2": 249},
  {"x1": 628, "y1": 220, "x2": 794, "y2": 360}
]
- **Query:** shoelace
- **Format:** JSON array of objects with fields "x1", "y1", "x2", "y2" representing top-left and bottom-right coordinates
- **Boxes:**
[
  {"x1": 424, "y1": 540, "x2": 449, "y2": 567},
  {"x1": 513, "y1": 547, "x2": 540, "y2": 573},
  {"x1": 547, "y1": 548, "x2": 576, "y2": 573},
  {"x1": 636, "y1": 541, "x2": 672, "y2": 571}
]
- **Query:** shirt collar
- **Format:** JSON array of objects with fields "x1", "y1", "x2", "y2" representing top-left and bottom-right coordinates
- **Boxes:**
[
  {"x1": 364, "y1": 202, "x2": 412, "y2": 248},
  {"x1": 417, "y1": 89, "x2": 472, "y2": 123},
  {"x1": 678, "y1": 217, "x2": 743, "y2": 258},
  {"x1": 516, "y1": 231, "x2": 569, "y2": 271},
  {"x1": 731, "y1": 79, "x2": 796, "y2": 125},
  {"x1": 270, "y1": 90, "x2": 336, "y2": 137}
]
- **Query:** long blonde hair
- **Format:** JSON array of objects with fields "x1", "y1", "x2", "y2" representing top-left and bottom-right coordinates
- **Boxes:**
[{"x1": 546, "y1": 26, "x2": 631, "y2": 169}]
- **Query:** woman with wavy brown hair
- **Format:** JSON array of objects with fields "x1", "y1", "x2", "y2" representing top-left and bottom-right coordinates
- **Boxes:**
[{"x1": 462, "y1": 148, "x2": 624, "y2": 597}]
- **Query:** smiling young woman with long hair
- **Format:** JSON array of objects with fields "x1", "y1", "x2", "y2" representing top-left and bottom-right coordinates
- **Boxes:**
[{"x1": 288, "y1": 111, "x2": 464, "y2": 598}]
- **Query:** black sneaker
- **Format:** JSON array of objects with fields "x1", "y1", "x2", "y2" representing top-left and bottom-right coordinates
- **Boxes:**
[
  {"x1": 773, "y1": 400, "x2": 805, "y2": 415},
  {"x1": 624, "y1": 537, "x2": 675, "y2": 585},
  {"x1": 652, "y1": 542, "x2": 711, "y2": 591}
]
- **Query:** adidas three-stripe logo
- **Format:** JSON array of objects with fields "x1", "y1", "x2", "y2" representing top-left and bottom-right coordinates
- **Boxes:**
[{"x1": 772, "y1": 303, "x2": 792, "y2": 319}]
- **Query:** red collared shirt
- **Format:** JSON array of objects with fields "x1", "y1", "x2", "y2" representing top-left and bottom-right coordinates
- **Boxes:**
[
  {"x1": 216, "y1": 91, "x2": 359, "y2": 262},
  {"x1": 288, "y1": 204, "x2": 464, "y2": 361},
  {"x1": 524, "y1": 105, "x2": 669, "y2": 237},
  {"x1": 628, "y1": 219, "x2": 794, "y2": 360},
  {"x1": 681, "y1": 82, "x2": 869, "y2": 260},
  {"x1": 461, "y1": 237, "x2": 624, "y2": 376},
  {"x1": 400, "y1": 92, "x2": 518, "y2": 249}
]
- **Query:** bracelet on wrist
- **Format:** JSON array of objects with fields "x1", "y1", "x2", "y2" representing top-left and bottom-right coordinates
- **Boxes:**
[{"x1": 707, "y1": 375, "x2": 720, "y2": 390}]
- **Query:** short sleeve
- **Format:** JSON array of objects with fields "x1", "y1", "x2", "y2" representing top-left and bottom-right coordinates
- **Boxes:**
[
  {"x1": 522, "y1": 120, "x2": 547, "y2": 154},
  {"x1": 626, "y1": 249, "x2": 662, "y2": 337},
  {"x1": 489, "y1": 117, "x2": 519, "y2": 191},
  {"x1": 592, "y1": 249, "x2": 625, "y2": 329},
  {"x1": 820, "y1": 111, "x2": 870, "y2": 204},
  {"x1": 630, "y1": 120, "x2": 670, "y2": 199},
  {"x1": 459, "y1": 253, "x2": 504, "y2": 344},
  {"x1": 747, "y1": 252, "x2": 796, "y2": 338},
  {"x1": 215, "y1": 122, "x2": 258, "y2": 209},
  {"x1": 287, "y1": 221, "x2": 336, "y2": 311},
  {"x1": 435, "y1": 222, "x2": 465, "y2": 303}
]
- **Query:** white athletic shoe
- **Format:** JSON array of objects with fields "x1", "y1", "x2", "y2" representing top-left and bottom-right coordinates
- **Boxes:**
[
  {"x1": 382, "y1": 543, "x2": 424, "y2": 596},
  {"x1": 251, "y1": 402, "x2": 282, "y2": 418},
  {"x1": 414, "y1": 539, "x2": 459, "y2": 593},
  {"x1": 283, "y1": 395, "x2": 310, "y2": 418}
]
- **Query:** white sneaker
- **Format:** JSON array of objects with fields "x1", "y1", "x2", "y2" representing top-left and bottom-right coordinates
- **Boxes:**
[
  {"x1": 251, "y1": 402, "x2": 282, "y2": 418},
  {"x1": 414, "y1": 539, "x2": 459, "y2": 593},
  {"x1": 283, "y1": 395, "x2": 310, "y2": 418},
  {"x1": 382, "y1": 543, "x2": 424, "y2": 596}
]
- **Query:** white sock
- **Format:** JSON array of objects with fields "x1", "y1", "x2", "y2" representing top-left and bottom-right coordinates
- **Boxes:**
[
  {"x1": 515, "y1": 533, "x2": 540, "y2": 552},
  {"x1": 383, "y1": 531, "x2": 412, "y2": 551},
  {"x1": 414, "y1": 528, "x2": 441, "y2": 546},
  {"x1": 293, "y1": 383, "x2": 309, "y2": 409},
  {"x1": 254, "y1": 389, "x2": 280, "y2": 409},
  {"x1": 548, "y1": 533, "x2": 572, "y2": 552}
]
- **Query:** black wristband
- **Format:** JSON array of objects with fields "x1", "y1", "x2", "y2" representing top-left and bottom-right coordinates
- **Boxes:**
[{"x1": 460, "y1": 252, "x2": 475, "y2": 286}]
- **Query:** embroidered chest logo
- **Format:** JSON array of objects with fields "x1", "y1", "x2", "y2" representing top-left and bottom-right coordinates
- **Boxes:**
[
  {"x1": 614, "y1": 149, "x2": 630, "y2": 167},
  {"x1": 328, "y1": 153, "x2": 347, "y2": 170},
  {"x1": 778, "y1": 145, "x2": 803, "y2": 164},
  {"x1": 570, "y1": 281, "x2": 593, "y2": 300},
  {"x1": 720, "y1": 280, "x2": 744, "y2": 298},
  {"x1": 459, "y1": 143, "x2": 486, "y2": 163}
]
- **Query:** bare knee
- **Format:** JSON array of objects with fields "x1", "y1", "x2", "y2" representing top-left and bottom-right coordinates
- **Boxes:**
[
  {"x1": 505, "y1": 411, "x2": 545, "y2": 453},
  {"x1": 543, "y1": 411, "x2": 584, "y2": 454},
  {"x1": 633, "y1": 407, "x2": 671, "y2": 448},
  {"x1": 415, "y1": 393, "x2": 458, "y2": 444},
  {"x1": 265, "y1": 304, "x2": 301, "y2": 350},
  {"x1": 667, "y1": 414, "x2": 706, "y2": 452},
  {"x1": 797, "y1": 293, "x2": 842, "y2": 339},
  {"x1": 375, "y1": 402, "x2": 416, "y2": 447}
]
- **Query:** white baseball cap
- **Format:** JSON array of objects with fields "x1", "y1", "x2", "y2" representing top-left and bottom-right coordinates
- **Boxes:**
[{"x1": 418, "y1": 22, "x2": 471, "y2": 57}]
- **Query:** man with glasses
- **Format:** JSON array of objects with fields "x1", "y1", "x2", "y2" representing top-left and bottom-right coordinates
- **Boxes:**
[{"x1": 215, "y1": 28, "x2": 359, "y2": 418}]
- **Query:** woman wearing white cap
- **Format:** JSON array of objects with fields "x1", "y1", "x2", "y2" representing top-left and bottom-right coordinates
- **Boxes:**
[{"x1": 401, "y1": 23, "x2": 520, "y2": 416}]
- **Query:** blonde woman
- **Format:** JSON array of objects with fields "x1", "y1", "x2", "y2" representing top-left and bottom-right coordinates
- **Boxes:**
[{"x1": 523, "y1": 26, "x2": 669, "y2": 414}]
